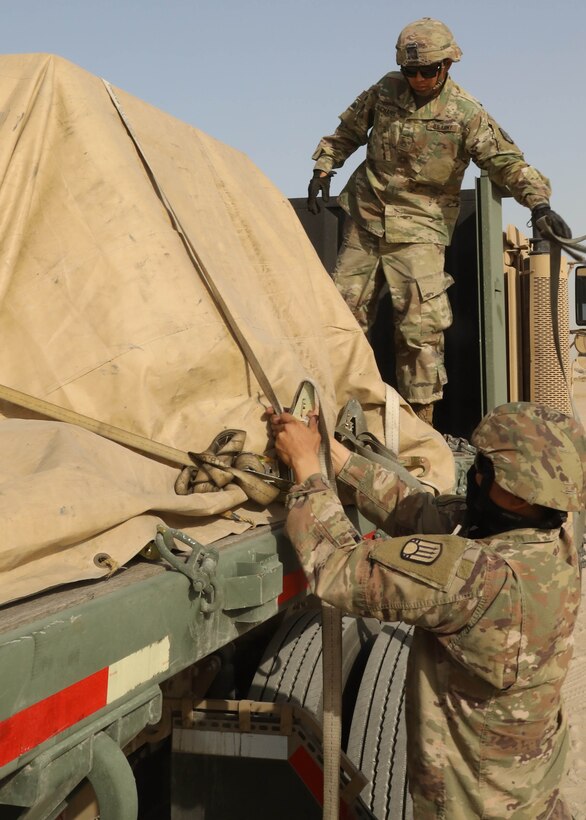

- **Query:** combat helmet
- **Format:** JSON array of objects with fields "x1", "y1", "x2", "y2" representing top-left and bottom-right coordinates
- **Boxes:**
[
  {"x1": 471, "y1": 402, "x2": 586, "y2": 512},
  {"x1": 396, "y1": 18, "x2": 462, "y2": 66}
]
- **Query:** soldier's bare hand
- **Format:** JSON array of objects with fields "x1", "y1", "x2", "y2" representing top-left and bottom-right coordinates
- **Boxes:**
[{"x1": 270, "y1": 412, "x2": 322, "y2": 482}]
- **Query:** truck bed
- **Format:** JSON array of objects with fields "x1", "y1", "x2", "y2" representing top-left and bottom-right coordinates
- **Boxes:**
[{"x1": 0, "y1": 521, "x2": 306, "y2": 790}]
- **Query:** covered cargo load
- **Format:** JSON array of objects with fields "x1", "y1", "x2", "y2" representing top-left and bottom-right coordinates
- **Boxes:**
[{"x1": 0, "y1": 53, "x2": 453, "y2": 605}]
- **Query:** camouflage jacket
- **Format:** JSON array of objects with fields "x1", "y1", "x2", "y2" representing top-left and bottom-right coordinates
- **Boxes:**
[
  {"x1": 312, "y1": 74, "x2": 551, "y2": 245},
  {"x1": 285, "y1": 453, "x2": 580, "y2": 819}
]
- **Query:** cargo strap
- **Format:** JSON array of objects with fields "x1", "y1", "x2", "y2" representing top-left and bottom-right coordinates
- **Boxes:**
[
  {"x1": 0, "y1": 382, "x2": 283, "y2": 505},
  {"x1": 0, "y1": 382, "x2": 195, "y2": 466},
  {"x1": 289, "y1": 381, "x2": 342, "y2": 820},
  {"x1": 101, "y1": 79, "x2": 283, "y2": 415}
]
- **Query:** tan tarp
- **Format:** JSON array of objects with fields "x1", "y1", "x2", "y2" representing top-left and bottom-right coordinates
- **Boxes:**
[{"x1": 0, "y1": 53, "x2": 454, "y2": 605}]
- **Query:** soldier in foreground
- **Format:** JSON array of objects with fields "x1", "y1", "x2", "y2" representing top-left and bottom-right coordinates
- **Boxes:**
[
  {"x1": 269, "y1": 402, "x2": 584, "y2": 818},
  {"x1": 307, "y1": 18, "x2": 571, "y2": 426}
]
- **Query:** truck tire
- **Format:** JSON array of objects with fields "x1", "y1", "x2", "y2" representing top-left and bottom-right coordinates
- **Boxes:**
[
  {"x1": 347, "y1": 622, "x2": 413, "y2": 820},
  {"x1": 248, "y1": 607, "x2": 379, "y2": 723}
]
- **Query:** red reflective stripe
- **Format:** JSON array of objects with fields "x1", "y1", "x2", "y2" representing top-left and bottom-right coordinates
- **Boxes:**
[
  {"x1": 289, "y1": 745, "x2": 323, "y2": 805},
  {"x1": 0, "y1": 667, "x2": 109, "y2": 767},
  {"x1": 278, "y1": 568, "x2": 308, "y2": 605},
  {"x1": 289, "y1": 746, "x2": 350, "y2": 818}
]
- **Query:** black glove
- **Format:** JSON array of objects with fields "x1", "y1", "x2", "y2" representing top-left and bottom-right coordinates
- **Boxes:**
[
  {"x1": 531, "y1": 204, "x2": 572, "y2": 240},
  {"x1": 307, "y1": 170, "x2": 333, "y2": 215}
]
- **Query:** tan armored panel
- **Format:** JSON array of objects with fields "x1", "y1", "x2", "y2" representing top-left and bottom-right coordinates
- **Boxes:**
[{"x1": 519, "y1": 253, "x2": 572, "y2": 416}]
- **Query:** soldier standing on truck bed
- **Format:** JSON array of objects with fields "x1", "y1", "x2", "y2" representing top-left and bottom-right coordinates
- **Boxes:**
[
  {"x1": 269, "y1": 401, "x2": 584, "y2": 819},
  {"x1": 307, "y1": 18, "x2": 571, "y2": 427}
]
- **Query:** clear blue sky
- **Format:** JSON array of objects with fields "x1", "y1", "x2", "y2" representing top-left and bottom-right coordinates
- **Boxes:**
[{"x1": 1, "y1": 0, "x2": 584, "y2": 235}]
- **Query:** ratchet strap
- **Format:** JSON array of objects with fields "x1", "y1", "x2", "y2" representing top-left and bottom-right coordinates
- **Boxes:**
[
  {"x1": 0, "y1": 382, "x2": 194, "y2": 466},
  {"x1": 335, "y1": 397, "x2": 427, "y2": 490}
]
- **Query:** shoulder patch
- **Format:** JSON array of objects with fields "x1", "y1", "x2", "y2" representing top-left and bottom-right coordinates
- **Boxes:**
[
  {"x1": 370, "y1": 534, "x2": 470, "y2": 591},
  {"x1": 401, "y1": 537, "x2": 442, "y2": 564},
  {"x1": 499, "y1": 127, "x2": 515, "y2": 144}
]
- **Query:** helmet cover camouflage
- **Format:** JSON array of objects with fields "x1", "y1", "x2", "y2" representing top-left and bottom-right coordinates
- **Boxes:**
[
  {"x1": 471, "y1": 402, "x2": 586, "y2": 511},
  {"x1": 396, "y1": 18, "x2": 462, "y2": 66}
]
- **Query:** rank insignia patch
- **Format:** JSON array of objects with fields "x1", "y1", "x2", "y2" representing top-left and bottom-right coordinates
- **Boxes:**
[{"x1": 400, "y1": 538, "x2": 442, "y2": 564}]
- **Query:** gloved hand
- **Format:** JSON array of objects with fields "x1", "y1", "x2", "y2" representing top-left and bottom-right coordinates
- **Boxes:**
[
  {"x1": 307, "y1": 170, "x2": 333, "y2": 215},
  {"x1": 531, "y1": 204, "x2": 572, "y2": 240}
]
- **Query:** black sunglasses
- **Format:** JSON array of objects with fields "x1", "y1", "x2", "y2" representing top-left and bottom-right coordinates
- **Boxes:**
[{"x1": 401, "y1": 62, "x2": 443, "y2": 79}]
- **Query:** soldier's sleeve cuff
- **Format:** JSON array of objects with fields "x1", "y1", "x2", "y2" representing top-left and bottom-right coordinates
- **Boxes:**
[
  {"x1": 337, "y1": 452, "x2": 375, "y2": 488},
  {"x1": 313, "y1": 157, "x2": 335, "y2": 174},
  {"x1": 286, "y1": 473, "x2": 331, "y2": 506}
]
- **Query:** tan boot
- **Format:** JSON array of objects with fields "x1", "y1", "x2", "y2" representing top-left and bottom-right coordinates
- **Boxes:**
[{"x1": 411, "y1": 402, "x2": 434, "y2": 426}]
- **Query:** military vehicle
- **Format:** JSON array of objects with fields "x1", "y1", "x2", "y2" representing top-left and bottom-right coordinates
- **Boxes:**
[{"x1": 0, "y1": 54, "x2": 583, "y2": 820}]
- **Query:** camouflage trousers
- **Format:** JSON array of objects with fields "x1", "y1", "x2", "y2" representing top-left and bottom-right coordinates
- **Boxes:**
[{"x1": 333, "y1": 221, "x2": 454, "y2": 404}]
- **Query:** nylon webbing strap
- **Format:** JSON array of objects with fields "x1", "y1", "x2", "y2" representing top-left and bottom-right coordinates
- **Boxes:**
[
  {"x1": 321, "y1": 602, "x2": 343, "y2": 820},
  {"x1": 0, "y1": 382, "x2": 194, "y2": 466},
  {"x1": 289, "y1": 380, "x2": 342, "y2": 818},
  {"x1": 317, "y1": 401, "x2": 341, "y2": 820},
  {"x1": 101, "y1": 79, "x2": 283, "y2": 415}
]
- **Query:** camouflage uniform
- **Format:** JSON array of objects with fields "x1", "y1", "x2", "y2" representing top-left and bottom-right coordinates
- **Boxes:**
[
  {"x1": 285, "y1": 451, "x2": 579, "y2": 818},
  {"x1": 313, "y1": 71, "x2": 551, "y2": 403}
]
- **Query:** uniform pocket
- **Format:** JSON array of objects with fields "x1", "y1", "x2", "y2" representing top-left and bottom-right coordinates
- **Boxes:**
[
  {"x1": 416, "y1": 270, "x2": 454, "y2": 337},
  {"x1": 416, "y1": 270, "x2": 454, "y2": 302},
  {"x1": 448, "y1": 580, "x2": 522, "y2": 689},
  {"x1": 415, "y1": 122, "x2": 462, "y2": 185},
  {"x1": 370, "y1": 102, "x2": 394, "y2": 160}
]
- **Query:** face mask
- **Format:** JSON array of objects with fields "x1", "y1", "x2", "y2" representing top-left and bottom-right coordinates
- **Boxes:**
[{"x1": 464, "y1": 464, "x2": 565, "y2": 538}]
